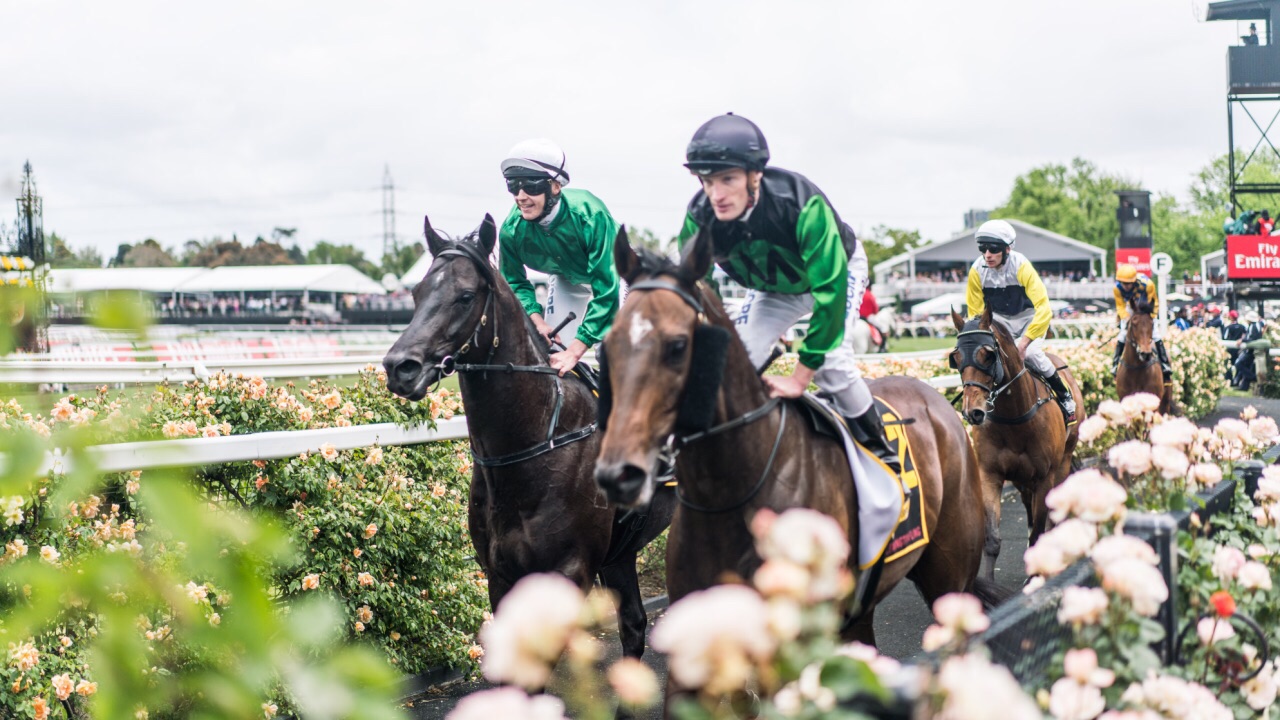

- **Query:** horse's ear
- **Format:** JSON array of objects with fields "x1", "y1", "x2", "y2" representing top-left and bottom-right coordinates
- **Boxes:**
[
  {"x1": 951, "y1": 307, "x2": 965, "y2": 332},
  {"x1": 614, "y1": 226, "x2": 642, "y2": 283},
  {"x1": 424, "y1": 215, "x2": 448, "y2": 257},
  {"x1": 980, "y1": 305, "x2": 993, "y2": 329},
  {"x1": 478, "y1": 214, "x2": 497, "y2": 258},
  {"x1": 677, "y1": 226, "x2": 713, "y2": 287}
]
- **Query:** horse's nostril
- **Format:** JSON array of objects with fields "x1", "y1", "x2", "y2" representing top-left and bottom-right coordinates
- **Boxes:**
[
  {"x1": 969, "y1": 409, "x2": 986, "y2": 425},
  {"x1": 595, "y1": 463, "x2": 648, "y2": 504},
  {"x1": 393, "y1": 359, "x2": 423, "y2": 384}
]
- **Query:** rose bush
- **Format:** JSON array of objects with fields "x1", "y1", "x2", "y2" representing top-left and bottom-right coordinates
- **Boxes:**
[{"x1": 0, "y1": 368, "x2": 481, "y2": 717}]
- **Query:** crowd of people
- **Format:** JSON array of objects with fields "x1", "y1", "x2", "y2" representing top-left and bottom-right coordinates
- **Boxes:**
[{"x1": 1174, "y1": 303, "x2": 1272, "y2": 390}]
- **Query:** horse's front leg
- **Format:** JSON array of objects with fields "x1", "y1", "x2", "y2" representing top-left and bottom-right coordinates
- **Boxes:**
[
  {"x1": 978, "y1": 469, "x2": 1003, "y2": 582},
  {"x1": 599, "y1": 559, "x2": 648, "y2": 659}
]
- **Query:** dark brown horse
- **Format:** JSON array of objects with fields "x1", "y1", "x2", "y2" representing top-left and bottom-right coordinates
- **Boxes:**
[
  {"x1": 949, "y1": 308, "x2": 1082, "y2": 580},
  {"x1": 1116, "y1": 298, "x2": 1173, "y2": 414},
  {"x1": 382, "y1": 215, "x2": 674, "y2": 659},
  {"x1": 594, "y1": 228, "x2": 993, "y2": 649}
]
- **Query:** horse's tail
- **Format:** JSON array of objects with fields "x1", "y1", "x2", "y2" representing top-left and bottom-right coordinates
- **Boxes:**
[{"x1": 971, "y1": 576, "x2": 1017, "y2": 612}]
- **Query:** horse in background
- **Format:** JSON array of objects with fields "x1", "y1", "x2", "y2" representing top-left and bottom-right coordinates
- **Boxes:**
[
  {"x1": 382, "y1": 214, "x2": 674, "y2": 660},
  {"x1": 1116, "y1": 297, "x2": 1174, "y2": 414},
  {"x1": 950, "y1": 308, "x2": 1082, "y2": 580}
]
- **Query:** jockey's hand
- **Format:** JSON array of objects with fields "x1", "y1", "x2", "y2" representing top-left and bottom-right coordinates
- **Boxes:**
[
  {"x1": 531, "y1": 313, "x2": 562, "y2": 347},
  {"x1": 549, "y1": 339, "x2": 588, "y2": 377},
  {"x1": 1016, "y1": 335, "x2": 1032, "y2": 358},
  {"x1": 764, "y1": 364, "x2": 815, "y2": 399}
]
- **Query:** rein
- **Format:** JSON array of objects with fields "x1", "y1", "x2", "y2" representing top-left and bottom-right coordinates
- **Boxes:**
[
  {"x1": 626, "y1": 278, "x2": 785, "y2": 513},
  {"x1": 430, "y1": 244, "x2": 596, "y2": 468}
]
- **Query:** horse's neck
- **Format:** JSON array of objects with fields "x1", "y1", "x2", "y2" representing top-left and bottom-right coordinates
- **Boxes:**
[
  {"x1": 675, "y1": 335, "x2": 781, "y2": 506},
  {"x1": 457, "y1": 288, "x2": 554, "y2": 438},
  {"x1": 994, "y1": 340, "x2": 1040, "y2": 412}
]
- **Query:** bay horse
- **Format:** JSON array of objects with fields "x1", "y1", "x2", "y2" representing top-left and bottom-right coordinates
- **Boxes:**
[
  {"x1": 1116, "y1": 298, "x2": 1174, "y2": 414},
  {"x1": 594, "y1": 227, "x2": 995, "y2": 650},
  {"x1": 948, "y1": 308, "x2": 1082, "y2": 580},
  {"x1": 382, "y1": 214, "x2": 675, "y2": 660}
]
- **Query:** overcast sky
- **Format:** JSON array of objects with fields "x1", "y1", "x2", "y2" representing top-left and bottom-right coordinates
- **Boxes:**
[{"x1": 0, "y1": 1, "x2": 1254, "y2": 264}]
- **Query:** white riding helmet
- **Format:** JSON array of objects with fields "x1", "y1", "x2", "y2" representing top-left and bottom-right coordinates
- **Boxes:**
[
  {"x1": 1246, "y1": 310, "x2": 1261, "y2": 323},
  {"x1": 975, "y1": 219, "x2": 1017, "y2": 247},
  {"x1": 500, "y1": 138, "x2": 570, "y2": 186}
]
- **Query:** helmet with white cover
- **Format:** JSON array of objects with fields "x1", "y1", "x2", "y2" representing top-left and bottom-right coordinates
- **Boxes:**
[
  {"x1": 974, "y1": 219, "x2": 1017, "y2": 248},
  {"x1": 500, "y1": 138, "x2": 570, "y2": 186}
]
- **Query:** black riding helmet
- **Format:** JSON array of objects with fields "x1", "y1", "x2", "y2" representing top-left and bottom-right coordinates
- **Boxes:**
[{"x1": 684, "y1": 113, "x2": 770, "y2": 175}]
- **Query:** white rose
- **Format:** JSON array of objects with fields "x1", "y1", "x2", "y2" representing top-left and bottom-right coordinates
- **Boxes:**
[
  {"x1": 1149, "y1": 417, "x2": 1199, "y2": 449},
  {"x1": 1109, "y1": 440, "x2": 1153, "y2": 477},
  {"x1": 1077, "y1": 416, "x2": 1108, "y2": 444},
  {"x1": 1197, "y1": 616, "x2": 1237, "y2": 646},
  {"x1": 1150, "y1": 445, "x2": 1190, "y2": 480},
  {"x1": 932, "y1": 593, "x2": 989, "y2": 635},
  {"x1": 1049, "y1": 678, "x2": 1107, "y2": 720},
  {"x1": 1096, "y1": 400, "x2": 1131, "y2": 424},
  {"x1": 1100, "y1": 558, "x2": 1168, "y2": 617},
  {"x1": 1058, "y1": 586, "x2": 1109, "y2": 627},
  {"x1": 1238, "y1": 561, "x2": 1273, "y2": 591},
  {"x1": 651, "y1": 585, "x2": 776, "y2": 695},
  {"x1": 480, "y1": 574, "x2": 585, "y2": 690},
  {"x1": 1212, "y1": 545, "x2": 1247, "y2": 583}
]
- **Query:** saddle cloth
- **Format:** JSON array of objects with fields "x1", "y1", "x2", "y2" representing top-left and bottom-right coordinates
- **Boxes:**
[{"x1": 797, "y1": 394, "x2": 928, "y2": 569}]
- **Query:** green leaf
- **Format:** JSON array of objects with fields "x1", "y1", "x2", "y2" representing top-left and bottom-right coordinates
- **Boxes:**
[{"x1": 820, "y1": 656, "x2": 889, "y2": 702}]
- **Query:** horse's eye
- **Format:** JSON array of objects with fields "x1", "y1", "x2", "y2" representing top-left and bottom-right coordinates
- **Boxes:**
[
  {"x1": 458, "y1": 292, "x2": 476, "y2": 305},
  {"x1": 665, "y1": 337, "x2": 688, "y2": 365}
]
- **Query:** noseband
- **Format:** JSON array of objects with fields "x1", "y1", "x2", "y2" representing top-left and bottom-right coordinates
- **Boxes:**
[
  {"x1": 621, "y1": 278, "x2": 785, "y2": 514},
  {"x1": 427, "y1": 241, "x2": 595, "y2": 468}
]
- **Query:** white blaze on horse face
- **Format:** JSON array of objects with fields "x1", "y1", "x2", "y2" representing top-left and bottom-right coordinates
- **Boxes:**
[{"x1": 629, "y1": 314, "x2": 654, "y2": 346}]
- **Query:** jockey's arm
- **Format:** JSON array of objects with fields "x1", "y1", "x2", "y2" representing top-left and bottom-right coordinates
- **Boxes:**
[
  {"x1": 1113, "y1": 286, "x2": 1130, "y2": 322},
  {"x1": 965, "y1": 265, "x2": 984, "y2": 319},
  {"x1": 1017, "y1": 261, "x2": 1052, "y2": 351}
]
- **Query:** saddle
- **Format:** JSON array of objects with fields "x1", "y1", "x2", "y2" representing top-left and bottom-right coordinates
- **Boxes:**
[{"x1": 570, "y1": 360, "x2": 601, "y2": 396}]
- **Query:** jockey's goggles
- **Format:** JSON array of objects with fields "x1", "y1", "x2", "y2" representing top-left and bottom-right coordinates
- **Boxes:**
[
  {"x1": 506, "y1": 177, "x2": 552, "y2": 196},
  {"x1": 977, "y1": 242, "x2": 1005, "y2": 255}
]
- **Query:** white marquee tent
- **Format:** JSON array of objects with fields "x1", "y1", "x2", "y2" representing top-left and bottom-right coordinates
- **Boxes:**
[{"x1": 48, "y1": 264, "x2": 386, "y2": 296}]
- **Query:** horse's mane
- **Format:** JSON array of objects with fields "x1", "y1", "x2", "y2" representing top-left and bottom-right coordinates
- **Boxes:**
[
  {"x1": 635, "y1": 247, "x2": 679, "y2": 276},
  {"x1": 961, "y1": 315, "x2": 1016, "y2": 348},
  {"x1": 1133, "y1": 298, "x2": 1154, "y2": 316}
]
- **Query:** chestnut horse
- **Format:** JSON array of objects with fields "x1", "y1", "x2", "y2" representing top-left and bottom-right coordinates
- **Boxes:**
[
  {"x1": 382, "y1": 215, "x2": 674, "y2": 659},
  {"x1": 949, "y1": 308, "x2": 1082, "y2": 580},
  {"x1": 1116, "y1": 298, "x2": 1174, "y2": 414},
  {"x1": 594, "y1": 228, "x2": 995, "y2": 649}
]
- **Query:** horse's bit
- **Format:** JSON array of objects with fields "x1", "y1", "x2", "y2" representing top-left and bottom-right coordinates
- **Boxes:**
[
  {"x1": 625, "y1": 278, "x2": 786, "y2": 514},
  {"x1": 428, "y1": 241, "x2": 596, "y2": 468}
]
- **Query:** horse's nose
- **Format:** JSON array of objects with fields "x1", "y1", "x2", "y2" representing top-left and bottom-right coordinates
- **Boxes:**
[
  {"x1": 385, "y1": 356, "x2": 423, "y2": 387},
  {"x1": 594, "y1": 462, "x2": 648, "y2": 507},
  {"x1": 967, "y1": 408, "x2": 986, "y2": 426}
]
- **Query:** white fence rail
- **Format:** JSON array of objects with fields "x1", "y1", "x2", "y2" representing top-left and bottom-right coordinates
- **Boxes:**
[{"x1": 0, "y1": 356, "x2": 387, "y2": 384}]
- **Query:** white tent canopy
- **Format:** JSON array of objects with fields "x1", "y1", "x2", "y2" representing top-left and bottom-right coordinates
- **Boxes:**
[
  {"x1": 399, "y1": 250, "x2": 549, "y2": 290},
  {"x1": 48, "y1": 267, "x2": 208, "y2": 294},
  {"x1": 48, "y1": 264, "x2": 386, "y2": 296},
  {"x1": 874, "y1": 220, "x2": 1108, "y2": 280}
]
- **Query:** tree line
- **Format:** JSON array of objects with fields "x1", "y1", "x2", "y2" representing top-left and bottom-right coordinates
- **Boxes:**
[{"x1": 42, "y1": 150, "x2": 1280, "y2": 278}]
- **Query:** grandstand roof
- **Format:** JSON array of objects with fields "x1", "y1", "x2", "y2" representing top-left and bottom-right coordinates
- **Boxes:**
[
  {"x1": 48, "y1": 265, "x2": 386, "y2": 295},
  {"x1": 399, "y1": 251, "x2": 549, "y2": 290},
  {"x1": 873, "y1": 220, "x2": 1108, "y2": 278}
]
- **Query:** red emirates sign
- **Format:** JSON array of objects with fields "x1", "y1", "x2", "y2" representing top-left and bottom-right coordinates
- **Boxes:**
[
  {"x1": 1116, "y1": 248, "x2": 1152, "y2": 276},
  {"x1": 1226, "y1": 235, "x2": 1280, "y2": 279}
]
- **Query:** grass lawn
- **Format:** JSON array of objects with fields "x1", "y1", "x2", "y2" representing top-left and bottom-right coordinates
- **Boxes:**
[{"x1": 885, "y1": 336, "x2": 954, "y2": 353}]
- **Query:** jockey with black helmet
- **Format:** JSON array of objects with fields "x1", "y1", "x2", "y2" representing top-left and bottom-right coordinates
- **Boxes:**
[
  {"x1": 675, "y1": 113, "x2": 898, "y2": 475},
  {"x1": 499, "y1": 139, "x2": 622, "y2": 376},
  {"x1": 965, "y1": 220, "x2": 1077, "y2": 422}
]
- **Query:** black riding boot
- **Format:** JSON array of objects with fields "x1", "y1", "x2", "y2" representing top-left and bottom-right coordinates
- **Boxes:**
[
  {"x1": 846, "y1": 406, "x2": 902, "y2": 476},
  {"x1": 1112, "y1": 341, "x2": 1125, "y2": 373},
  {"x1": 1155, "y1": 340, "x2": 1172, "y2": 383},
  {"x1": 1045, "y1": 370, "x2": 1077, "y2": 423}
]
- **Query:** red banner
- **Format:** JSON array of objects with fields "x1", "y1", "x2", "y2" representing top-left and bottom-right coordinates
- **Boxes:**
[
  {"x1": 1226, "y1": 235, "x2": 1280, "y2": 279},
  {"x1": 1116, "y1": 248, "x2": 1151, "y2": 277}
]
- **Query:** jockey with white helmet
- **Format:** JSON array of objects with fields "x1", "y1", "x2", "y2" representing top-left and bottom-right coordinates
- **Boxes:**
[
  {"x1": 499, "y1": 138, "x2": 622, "y2": 376},
  {"x1": 965, "y1": 219, "x2": 1077, "y2": 422}
]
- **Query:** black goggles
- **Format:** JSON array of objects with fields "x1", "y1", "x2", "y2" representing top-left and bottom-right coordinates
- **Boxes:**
[
  {"x1": 505, "y1": 177, "x2": 552, "y2": 196},
  {"x1": 977, "y1": 242, "x2": 1005, "y2": 254}
]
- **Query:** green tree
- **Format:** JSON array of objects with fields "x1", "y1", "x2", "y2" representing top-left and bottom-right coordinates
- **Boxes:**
[
  {"x1": 626, "y1": 227, "x2": 677, "y2": 258},
  {"x1": 381, "y1": 241, "x2": 424, "y2": 278},
  {"x1": 862, "y1": 225, "x2": 928, "y2": 270},
  {"x1": 119, "y1": 238, "x2": 176, "y2": 267},
  {"x1": 306, "y1": 241, "x2": 379, "y2": 277},
  {"x1": 46, "y1": 233, "x2": 104, "y2": 268},
  {"x1": 991, "y1": 158, "x2": 1138, "y2": 252}
]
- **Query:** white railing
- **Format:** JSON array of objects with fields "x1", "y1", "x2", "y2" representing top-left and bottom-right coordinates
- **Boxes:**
[
  {"x1": 0, "y1": 356, "x2": 387, "y2": 384},
  {"x1": 40, "y1": 417, "x2": 470, "y2": 476}
]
